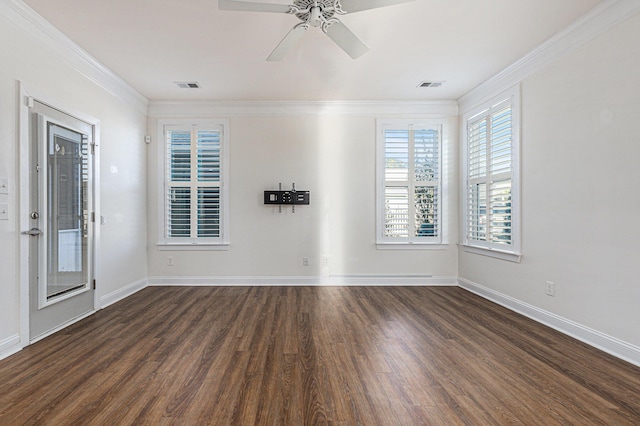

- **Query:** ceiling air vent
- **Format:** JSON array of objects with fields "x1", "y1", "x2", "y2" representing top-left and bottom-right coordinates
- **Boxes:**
[
  {"x1": 418, "y1": 81, "x2": 444, "y2": 88},
  {"x1": 175, "y1": 81, "x2": 200, "y2": 89}
]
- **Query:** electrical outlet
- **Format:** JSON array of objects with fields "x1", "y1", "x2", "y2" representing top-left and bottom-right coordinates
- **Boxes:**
[
  {"x1": 545, "y1": 281, "x2": 555, "y2": 297},
  {"x1": 167, "y1": 256, "x2": 174, "y2": 266},
  {"x1": 303, "y1": 257, "x2": 309, "y2": 267},
  {"x1": 0, "y1": 177, "x2": 8, "y2": 194},
  {"x1": 322, "y1": 256, "x2": 329, "y2": 266},
  {"x1": 0, "y1": 203, "x2": 8, "y2": 220}
]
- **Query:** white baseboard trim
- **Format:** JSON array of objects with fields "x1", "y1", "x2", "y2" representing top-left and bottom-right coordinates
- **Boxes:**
[
  {"x1": 148, "y1": 275, "x2": 458, "y2": 287},
  {"x1": 458, "y1": 277, "x2": 640, "y2": 368},
  {"x1": 328, "y1": 275, "x2": 458, "y2": 286},
  {"x1": 0, "y1": 334, "x2": 22, "y2": 361},
  {"x1": 99, "y1": 277, "x2": 148, "y2": 309},
  {"x1": 4, "y1": 278, "x2": 148, "y2": 359},
  {"x1": 10, "y1": 274, "x2": 637, "y2": 370}
]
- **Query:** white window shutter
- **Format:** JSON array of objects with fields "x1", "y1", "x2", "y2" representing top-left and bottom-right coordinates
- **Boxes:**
[
  {"x1": 379, "y1": 121, "x2": 442, "y2": 244},
  {"x1": 466, "y1": 101, "x2": 514, "y2": 248},
  {"x1": 164, "y1": 124, "x2": 225, "y2": 243}
]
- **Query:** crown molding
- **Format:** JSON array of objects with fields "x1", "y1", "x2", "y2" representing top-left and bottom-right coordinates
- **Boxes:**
[
  {"x1": 148, "y1": 99, "x2": 459, "y2": 118},
  {"x1": 1, "y1": 0, "x2": 149, "y2": 114},
  {"x1": 7, "y1": 0, "x2": 635, "y2": 119},
  {"x1": 458, "y1": 0, "x2": 640, "y2": 112}
]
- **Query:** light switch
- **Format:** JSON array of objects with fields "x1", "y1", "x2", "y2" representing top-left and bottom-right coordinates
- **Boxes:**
[
  {"x1": 0, "y1": 203, "x2": 8, "y2": 220},
  {"x1": 0, "y1": 178, "x2": 8, "y2": 194}
]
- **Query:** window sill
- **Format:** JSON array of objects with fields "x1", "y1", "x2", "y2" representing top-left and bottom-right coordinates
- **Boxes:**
[
  {"x1": 461, "y1": 244, "x2": 521, "y2": 263},
  {"x1": 377, "y1": 243, "x2": 449, "y2": 251},
  {"x1": 157, "y1": 243, "x2": 230, "y2": 251}
]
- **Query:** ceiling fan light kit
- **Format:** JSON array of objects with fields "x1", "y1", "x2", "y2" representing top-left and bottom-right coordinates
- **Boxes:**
[{"x1": 219, "y1": 0, "x2": 415, "y2": 61}]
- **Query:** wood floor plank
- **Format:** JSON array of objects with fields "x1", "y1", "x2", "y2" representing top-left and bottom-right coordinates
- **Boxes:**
[{"x1": 1, "y1": 286, "x2": 639, "y2": 425}]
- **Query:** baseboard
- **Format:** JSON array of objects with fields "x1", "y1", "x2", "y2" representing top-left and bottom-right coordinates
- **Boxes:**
[
  {"x1": 328, "y1": 275, "x2": 458, "y2": 286},
  {"x1": 458, "y1": 277, "x2": 640, "y2": 368},
  {"x1": 6, "y1": 275, "x2": 639, "y2": 369},
  {"x1": 99, "y1": 277, "x2": 148, "y2": 309},
  {"x1": 148, "y1": 275, "x2": 458, "y2": 287},
  {"x1": 3, "y1": 278, "x2": 148, "y2": 359},
  {"x1": 0, "y1": 334, "x2": 22, "y2": 361}
]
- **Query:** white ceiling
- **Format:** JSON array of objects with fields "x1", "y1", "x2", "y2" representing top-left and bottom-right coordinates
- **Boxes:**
[{"x1": 22, "y1": 0, "x2": 602, "y2": 101}]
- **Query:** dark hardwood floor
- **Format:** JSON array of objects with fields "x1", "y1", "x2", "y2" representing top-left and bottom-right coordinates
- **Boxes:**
[{"x1": 1, "y1": 286, "x2": 639, "y2": 425}]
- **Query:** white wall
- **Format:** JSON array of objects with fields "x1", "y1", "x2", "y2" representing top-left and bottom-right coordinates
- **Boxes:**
[
  {"x1": 3, "y1": 0, "x2": 636, "y2": 369},
  {"x1": 147, "y1": 108, "x2": 459, "y2": 282},
  {"x1": 0, "y1": 1, "x2": 148, "y2": 354},
  {"x1": 459, "y1": 11, "x2": 640, "y2": 350}
]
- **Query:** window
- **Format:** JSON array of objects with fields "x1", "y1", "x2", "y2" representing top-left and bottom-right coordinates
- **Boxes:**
[
  {"x1": 377, "y1": 120, "x2": 444, "y2": 246},
  {"x1": 159, "y1": 121, "x2": 229, "y2": 247},
  {"x1": 463, "y1": 87, "x2": 520, "y2": 259}
]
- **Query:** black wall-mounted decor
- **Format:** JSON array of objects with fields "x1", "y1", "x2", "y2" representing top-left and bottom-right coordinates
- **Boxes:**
[
  {"x1": 264, "y1": 183, "x2": 309, "y2": 212},
  {"x1": 264, "y1": 190, "x2": 310, "y2": 205}
]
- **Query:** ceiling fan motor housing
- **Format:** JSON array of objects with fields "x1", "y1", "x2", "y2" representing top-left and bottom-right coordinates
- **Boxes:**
[{"x1": 293, "y1": 0, "x2": 339, "y2": 26}]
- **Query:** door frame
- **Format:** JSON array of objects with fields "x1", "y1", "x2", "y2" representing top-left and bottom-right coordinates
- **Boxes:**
[{"x1": 18, "y1": 81, "x2": 101, "y2": 346}]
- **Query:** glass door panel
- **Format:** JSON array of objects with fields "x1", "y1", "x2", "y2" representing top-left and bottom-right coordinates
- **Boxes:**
[{"x1": 45, "y1": 124, "x2": 89, "y2": 301}]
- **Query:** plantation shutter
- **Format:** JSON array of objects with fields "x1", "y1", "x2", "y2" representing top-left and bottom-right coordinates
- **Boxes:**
[
  {"x1": 384, "y1": 129, "x2": 410, "y2": 238},
  {"x1": 466, "y1": 101, "x2": 513, "y2": 247},
  {"x1": 166, "y1": 129, "x2": 190, "y2": 238},
  {"x1": 166, "y1": 125, "x2": 223, "y2": 242},
  {"x1": 382, "y1": 123, "x2": 441, "y2": 243}
]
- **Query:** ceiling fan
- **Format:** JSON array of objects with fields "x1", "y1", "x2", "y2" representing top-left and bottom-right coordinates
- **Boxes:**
[{"x1": 219, "y1": 0, "x2": 415, "y2": 61}]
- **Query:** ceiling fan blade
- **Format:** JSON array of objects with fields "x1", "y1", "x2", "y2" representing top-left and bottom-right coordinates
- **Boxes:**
[
  {"x1": 338, "y1": 0, "x2": 415, "y2": 14},
  {"x1": 324, "y1": 20, "x2": 369, "y2": 59},
  {"x1": 267, "y1": 25, "x2": 308, "y2": 61},
  {"x1": 219, "y1": 0, "x2": 292, "y2": 13}
]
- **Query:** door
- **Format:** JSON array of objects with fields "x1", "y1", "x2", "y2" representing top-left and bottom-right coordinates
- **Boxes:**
[{"x1": 28, "y1": 100, "x2": 95, "y2": 341}]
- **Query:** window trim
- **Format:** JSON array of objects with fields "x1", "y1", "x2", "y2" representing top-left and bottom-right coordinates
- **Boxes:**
[
  {"x1": 157, "y1": 119, "x2": 230, "y2": 248},
  {"x1": 462, "y1": 85, "x2": 521, "y2": 261},
  {"x1": 376, "y1": 118, "x2": 447, "y2": 248}
]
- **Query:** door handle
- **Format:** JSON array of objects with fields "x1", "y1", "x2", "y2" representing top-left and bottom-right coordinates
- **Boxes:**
[{"x1": 22, "y1": 227, "x2": 43, "y2": 236}]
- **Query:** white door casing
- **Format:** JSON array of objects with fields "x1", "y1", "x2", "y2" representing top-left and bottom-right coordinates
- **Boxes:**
[{"x1": 18, "y1": 83, "x2": 100, "y2": 344}]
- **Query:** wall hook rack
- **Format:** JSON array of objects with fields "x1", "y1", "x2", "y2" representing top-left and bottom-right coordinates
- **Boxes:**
[{"x1": 264, "y1": 183, "x2": 310, "y2": 213}]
